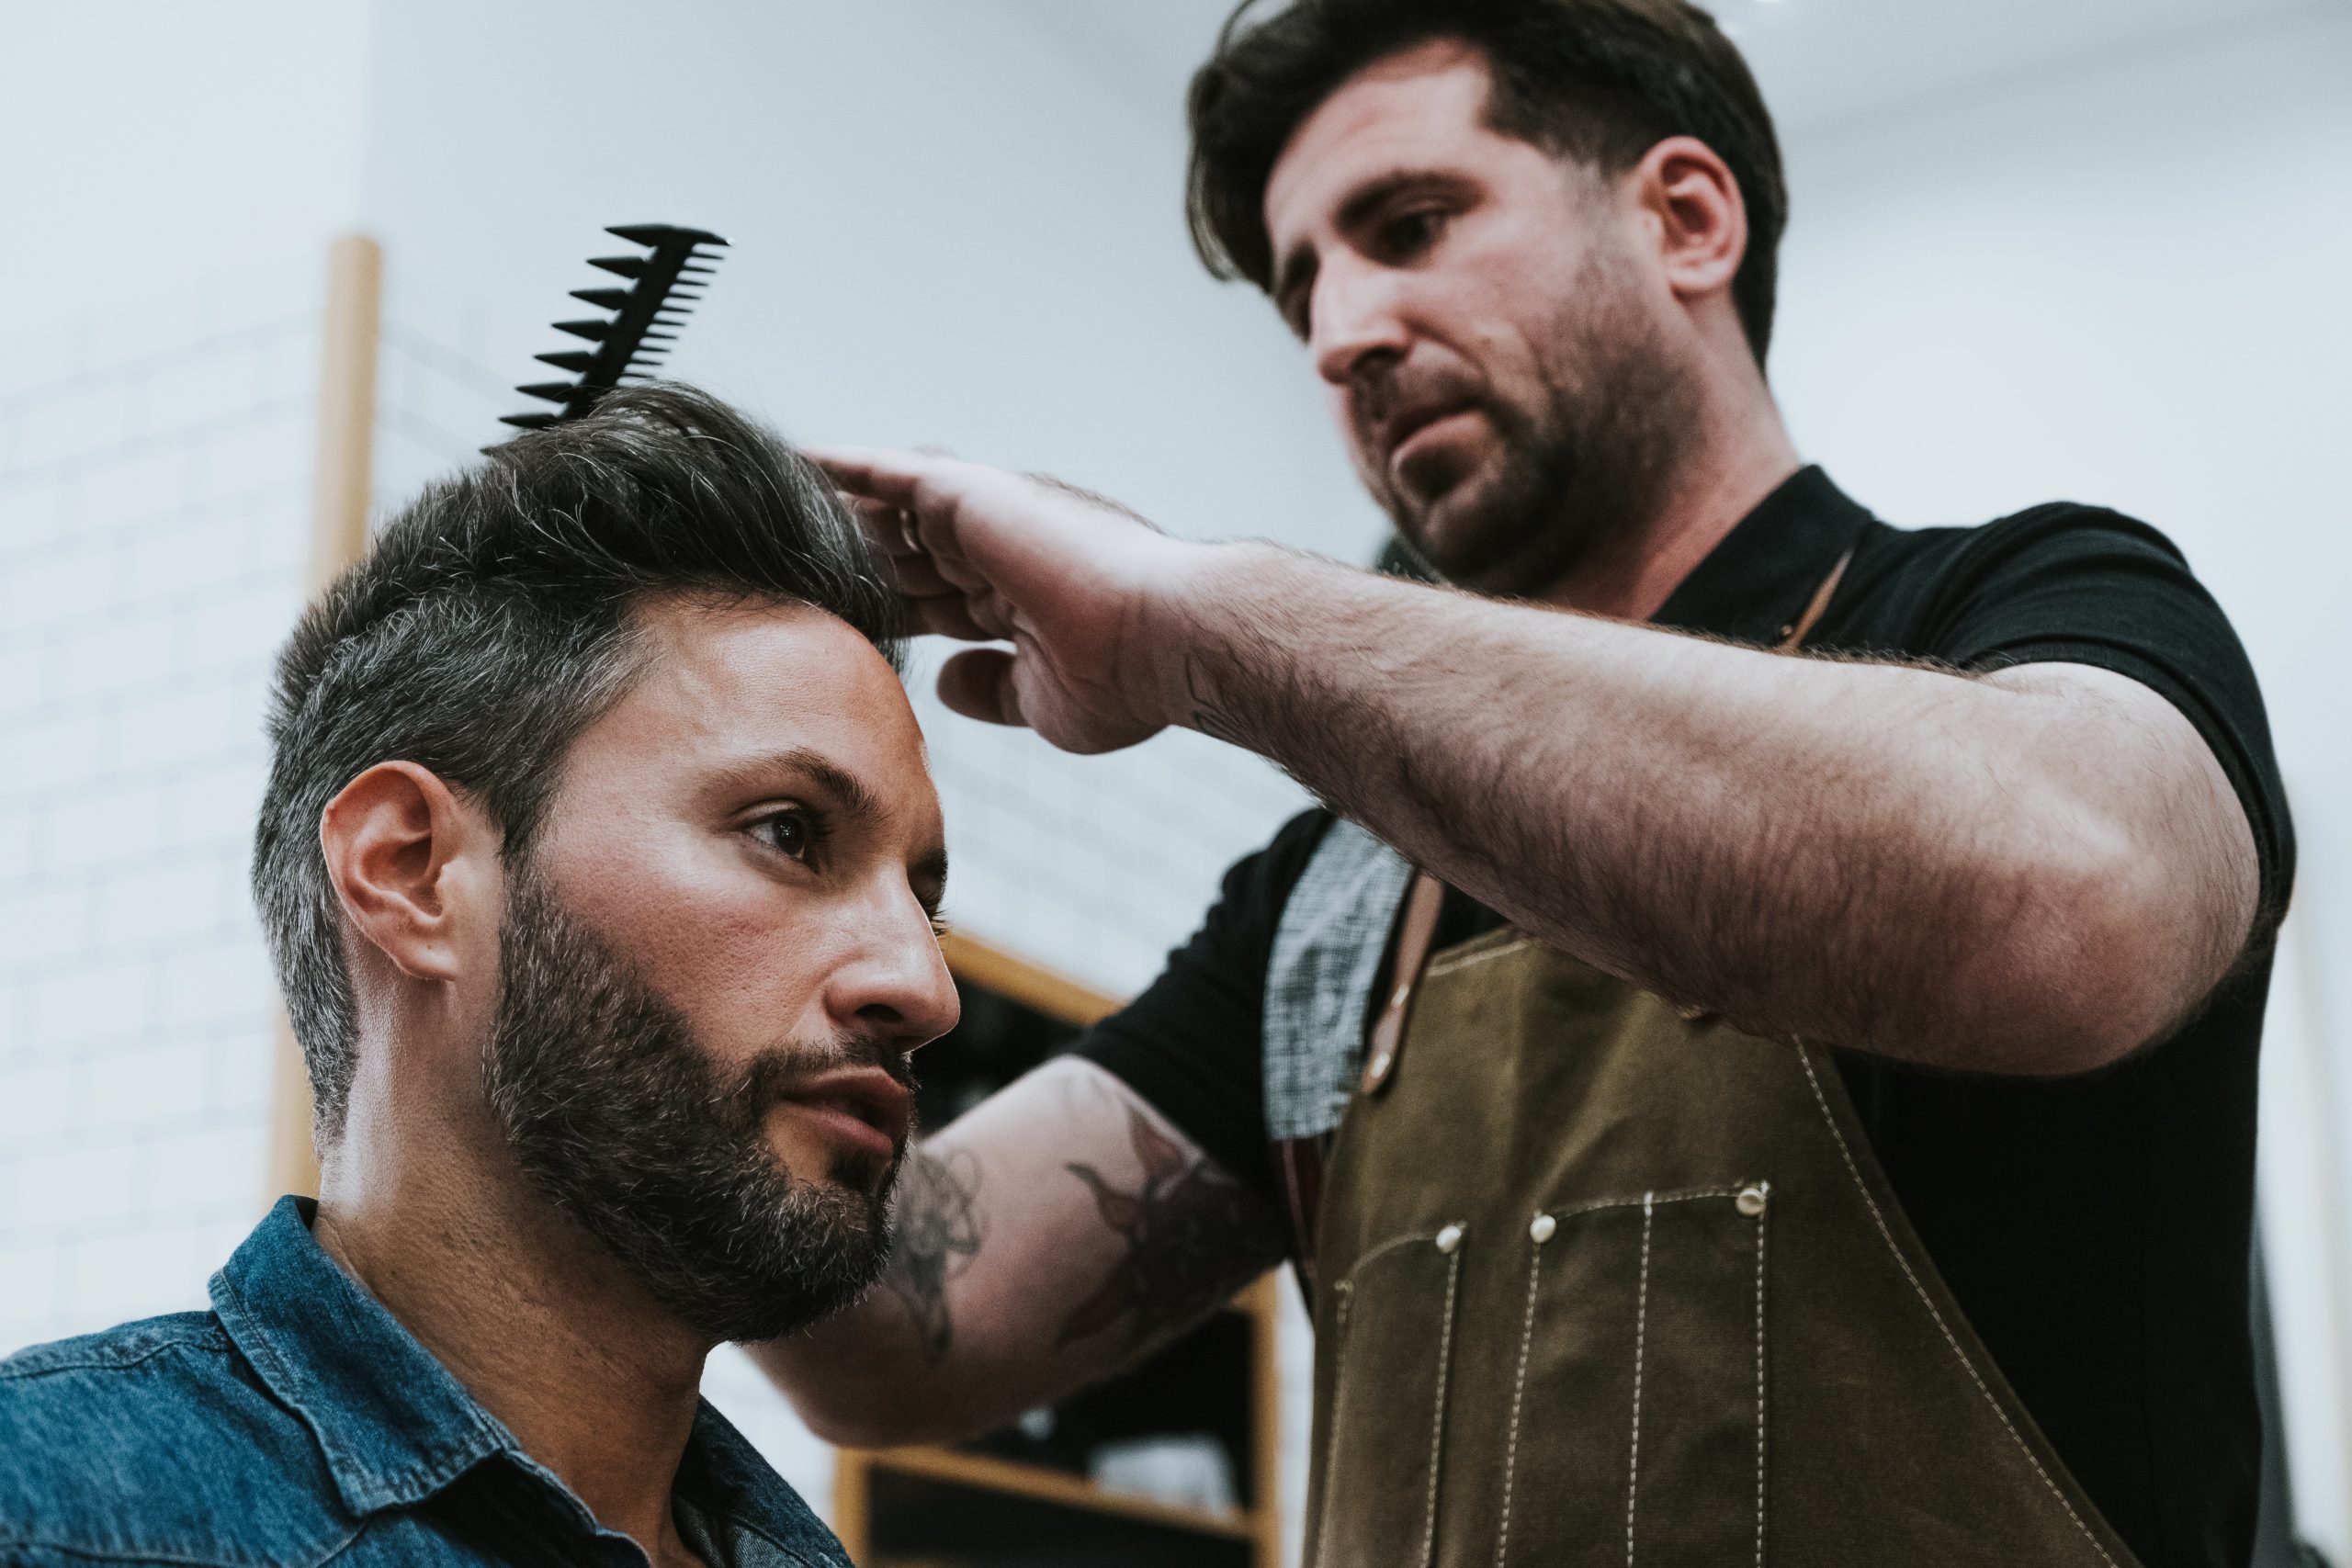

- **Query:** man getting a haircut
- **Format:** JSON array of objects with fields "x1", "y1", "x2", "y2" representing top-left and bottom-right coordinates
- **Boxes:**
[{"x1": 0, "y1": 385, "x2": 958, "y2": 1567}]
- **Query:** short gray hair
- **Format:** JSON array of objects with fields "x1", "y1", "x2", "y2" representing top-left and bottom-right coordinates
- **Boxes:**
[{"x1": 252, "y1": 382, "x2": 903, "y2": 1141}]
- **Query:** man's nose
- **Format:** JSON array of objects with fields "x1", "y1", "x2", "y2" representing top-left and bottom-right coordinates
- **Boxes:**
[
  {"x1": 1311, "y1": 256, "x2": 1412, "y2": 389},
  {"x1": 828, "y1": 893, "x2": 961, "y2": 1053}
]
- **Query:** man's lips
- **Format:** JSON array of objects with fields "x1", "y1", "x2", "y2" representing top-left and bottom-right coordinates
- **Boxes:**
[
  {"x1": 1378, "y1": 400, "x2": 1476, "y2": 468},
  {"x1": 776, "y1": 1066, "x2": 910, "y2": 1163}
]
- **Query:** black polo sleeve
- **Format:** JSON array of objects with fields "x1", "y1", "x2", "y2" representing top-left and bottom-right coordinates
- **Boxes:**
[
  {"x1": 1911, "y1": 504, "x2": 2293, "y2": 921},
  {"x1": 1072, "y1": 809, "x2": 1332, "y2": 1207}
]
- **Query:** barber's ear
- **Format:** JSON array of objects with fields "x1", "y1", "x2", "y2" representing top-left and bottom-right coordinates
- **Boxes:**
[
  {"x1": 318, "y1": 761, "x2": 497, "y2": 984},
  {"x1": 1633, "y1": 135, "x2": 1747, "y2": 300}
]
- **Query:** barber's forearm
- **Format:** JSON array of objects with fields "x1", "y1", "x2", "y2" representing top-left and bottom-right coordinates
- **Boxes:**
[
  {"x1": 756, "y1": 1060, "x2": 1286, "y2": 1446},
  {"x1": 1160, "y1": 543, "x2": 2240, "y2": 1072}
]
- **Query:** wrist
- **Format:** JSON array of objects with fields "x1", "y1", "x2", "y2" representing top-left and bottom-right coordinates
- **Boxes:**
[{"x1": 1137, "y1": 539, "x2": 1285, "y2": 739}]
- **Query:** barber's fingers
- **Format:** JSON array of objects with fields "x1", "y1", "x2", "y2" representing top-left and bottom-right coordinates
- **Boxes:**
[
  {"x1": 842, "y1": 494, "x2": 924, "y2": 561},
  {"x1": 906, "y1": 590, "x2": 993, "y2": 642},
  {"x1": 936, "y1": 648, "x2": 1026, "y2": 728},
  {"x1": 810, "y1": 445, "x2": 956, "y2": 511}
]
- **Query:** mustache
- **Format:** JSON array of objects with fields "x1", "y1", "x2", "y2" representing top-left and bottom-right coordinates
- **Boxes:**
[{"x1": 733, "y1": 1034, "x2": 916, "y2": 1116}]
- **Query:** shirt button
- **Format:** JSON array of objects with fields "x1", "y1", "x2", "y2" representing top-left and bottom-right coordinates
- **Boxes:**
[
  {"x1": 1736, "y1": 1183, "x2": 1770, "y2": 1217},
  {"x1": 1435, "y1": 1223, "x2": 1464, "y2": 1254},
  {"x1": 1529, "y1": 1213, "x2": 1556, "y2": 1244}
]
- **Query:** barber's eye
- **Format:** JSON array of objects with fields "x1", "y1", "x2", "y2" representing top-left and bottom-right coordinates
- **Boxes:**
[{"x1": 1382, "y1": 208, "x2": 1445, "y2": 256}]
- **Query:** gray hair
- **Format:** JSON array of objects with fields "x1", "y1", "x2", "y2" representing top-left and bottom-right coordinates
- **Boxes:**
[{"x1": 251, "y1": 381, "x2": 904, "y2": 1142}]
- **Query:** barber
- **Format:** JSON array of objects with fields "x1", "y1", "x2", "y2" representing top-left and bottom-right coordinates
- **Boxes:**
[{"x1": 760, "y1": 4, "x2": 2290, "y2": 1564}]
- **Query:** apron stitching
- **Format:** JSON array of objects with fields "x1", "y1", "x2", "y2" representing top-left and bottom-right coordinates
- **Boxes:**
[
  {"x1": 1342, "y1": 1229, "x2": 1451, "y2": 1281},
  {"x1": 1420, "y1": 1249, "x2": 1463, "y2": 1568},
  {"x1": 1310, "y1": 1283, "x2": 1356, "y2": 1566},
  {"x1": 1493, "y1": 1235, "x2": 1546, "y2": 1568},
  {"x1": 1544, "y1": 1185, "x2": 1740, "y2": 1221},
  {"x1": 1753, "y1": 1201, "x2": 1769, "y2": 1568},
  {"x1": 1423, "y1": 936, "x2": 1537, "y2": 978},
  {"x1": 1625, "y1": 1190, "x2": 1657, "y2": 1568},
  {"x1": 1794, "y1": 1049, "x2": 2120, "y2": 1568}
]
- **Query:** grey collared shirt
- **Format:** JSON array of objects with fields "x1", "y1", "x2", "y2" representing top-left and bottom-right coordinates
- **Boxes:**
[{"x1": 0, "y1": 1195, "x2": 846, "y2": 1567}]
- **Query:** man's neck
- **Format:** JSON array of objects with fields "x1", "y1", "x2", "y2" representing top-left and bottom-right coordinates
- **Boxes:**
[
  {"x1": 1542, "y1": 381, "x2": 1803, "y2": 623},
  {"x1": 313, "y1": 1129, "x2": 710, "y2": 1564}
]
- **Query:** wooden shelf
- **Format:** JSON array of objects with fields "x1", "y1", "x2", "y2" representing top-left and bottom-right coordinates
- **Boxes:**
[
  {"x1": 938, "y1": 930, "x2": 1122, "y2": 1026},
  {"x1": 854, "y1": 1445, "x2": 1259, "y2": 1542}
]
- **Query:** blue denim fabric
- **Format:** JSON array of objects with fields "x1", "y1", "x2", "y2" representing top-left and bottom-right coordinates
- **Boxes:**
[{"x1": 0, "y1": 1196, "x2": 849, "y2": 1567}]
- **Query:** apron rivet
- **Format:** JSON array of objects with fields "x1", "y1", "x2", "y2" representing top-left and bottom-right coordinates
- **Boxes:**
[
  {"x1": 1435, "y1": 1223, "x2": 1464, "y2": 1254},
  {"x1": 1736, "y1": 1182, "x2": 1770, "y2": 1216},
  {"x1": 1529, "y1": 1213, "x2": 1556, "y2": 1243},
  {"x1": 1365, "y1": 1051, "x2": 1394, "y2": 1087}
]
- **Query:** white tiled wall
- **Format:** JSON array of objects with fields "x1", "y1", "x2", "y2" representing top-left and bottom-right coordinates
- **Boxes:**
[{"x1": 0, "y1": 256, "x2": 322, "y2": 1353}]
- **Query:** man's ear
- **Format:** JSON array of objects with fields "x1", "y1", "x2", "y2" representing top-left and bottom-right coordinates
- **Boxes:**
[
  {"x1": 1631, "y1": 134, "x2": 1747, "y2": 302},
  {"x1": 318, "y1": 761, "x2": 497, "y2": 985}
]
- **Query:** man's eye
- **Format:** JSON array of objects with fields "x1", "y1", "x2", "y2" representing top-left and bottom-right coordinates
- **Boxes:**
[
  {"x1": 754, "y1": 810, "x2": 819, "y2": 863},
  {"x1": 1380, "y1": 208, "x2": 1445, "y2": 257}
]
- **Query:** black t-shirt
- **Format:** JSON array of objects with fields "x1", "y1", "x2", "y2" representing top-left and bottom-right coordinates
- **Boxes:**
[{"x1": 1080, "y1": 467, "x2": 2292, "y2": 1568}]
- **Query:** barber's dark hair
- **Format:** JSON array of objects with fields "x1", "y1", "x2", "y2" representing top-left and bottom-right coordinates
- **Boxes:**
[
  {"x1": 1186, "y1": 0, "x2": 1787, "y2": 364},
  {"x1": 253, "y1": 381, "x2": 903, "y2": 1141}
]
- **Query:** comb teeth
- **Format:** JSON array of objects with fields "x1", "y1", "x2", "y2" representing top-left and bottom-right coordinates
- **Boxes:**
[
  {"x1": 493, "y1": 221, "x2": 731, "y2": 447},
  {"x1": 606, "y1": 222, "x2": 729, "y2": 248}
]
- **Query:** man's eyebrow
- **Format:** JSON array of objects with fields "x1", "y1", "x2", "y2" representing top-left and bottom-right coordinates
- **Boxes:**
[
  {"x1": 708, "y1": 747, "x2": 884, "y2": 823},
  {"x1": 1272, "y1": 166, "x2": 1459, "y2": 318}
]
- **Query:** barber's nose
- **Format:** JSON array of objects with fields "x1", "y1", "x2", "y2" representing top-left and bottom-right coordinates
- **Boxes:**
[
  {"x1": 830, "y1": 895, "x2": 961, "y2": 1052},
  {"x1": 1311, "y1": 258, "x2": 1411, "y2": 388}
]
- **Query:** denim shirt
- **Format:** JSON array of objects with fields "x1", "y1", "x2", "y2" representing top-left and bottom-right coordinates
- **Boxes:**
[{"x1": 0, "y1": 1197, "x2": 849, "y2": 1567}]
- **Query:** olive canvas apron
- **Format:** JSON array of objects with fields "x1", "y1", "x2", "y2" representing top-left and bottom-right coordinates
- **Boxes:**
[{"x1": 1268, "y1": 562, "x2": 2145, "y2": 1567}]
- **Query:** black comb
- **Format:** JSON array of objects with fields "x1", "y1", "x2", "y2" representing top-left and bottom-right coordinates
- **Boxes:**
[{"x1": 497, "y1": 223, "x2": 729, "y2": 434}]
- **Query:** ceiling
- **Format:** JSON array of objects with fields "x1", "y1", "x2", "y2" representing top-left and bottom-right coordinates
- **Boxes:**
[{"x1": 989, "y1": 0, "x2": 2339, "y2": 137}]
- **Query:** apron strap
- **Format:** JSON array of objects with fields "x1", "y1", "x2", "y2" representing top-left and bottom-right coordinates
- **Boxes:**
[
  {"x1": 1777, "y1": 546, "x2": 1854, "y2": 652},
  {"x1": 1359, "y1": 869, "x2": 1447, "y2": 1094}
]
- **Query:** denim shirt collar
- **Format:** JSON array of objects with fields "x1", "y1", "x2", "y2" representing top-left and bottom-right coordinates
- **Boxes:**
[
  {"x1": 208, "y1": 1196, "x2": 834, "y2": 1559},
  {"x1": 210, "y1": 1196, "x2": 515, "y2": 1517}
]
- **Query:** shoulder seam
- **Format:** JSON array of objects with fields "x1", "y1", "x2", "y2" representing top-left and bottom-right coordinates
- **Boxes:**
[{"x1": 1, "y1": 1331, "x2": 229, "y2": 1381}]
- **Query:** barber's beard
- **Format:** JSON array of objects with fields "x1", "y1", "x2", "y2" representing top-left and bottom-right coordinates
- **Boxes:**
[
  {"x1": 482, "y1": 864, "x2": 904, "y2": 1344},
  {"x1": 1381, "y1": 245, "x2": 1699, "y2": 599}
]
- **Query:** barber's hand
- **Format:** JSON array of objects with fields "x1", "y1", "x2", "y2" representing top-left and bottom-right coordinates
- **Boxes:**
[{"x1": 810, "y1": 447, "x2": 1204, "y2": 755}]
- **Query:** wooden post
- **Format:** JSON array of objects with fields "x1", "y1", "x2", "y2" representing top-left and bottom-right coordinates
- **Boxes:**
[{"x1": 265, "y1": 234, "x2": 382, "y2": 1204}]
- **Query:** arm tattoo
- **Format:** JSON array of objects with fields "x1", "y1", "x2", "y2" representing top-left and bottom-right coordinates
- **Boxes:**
[
  {"x1": 1055, "y1": 1104, "x2": 1283, "y2": 1352},
  {"x1": 879, "y1": 1145, "x2": 985, "y2": 1366}
]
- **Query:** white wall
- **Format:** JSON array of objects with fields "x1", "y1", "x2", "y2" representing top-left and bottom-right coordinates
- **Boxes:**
[
  {"x1": 0, "y1": 3, "x2": 372, "y2": 1351},
  {"x1": 1769, "y1": 9, "x2": 2352, "y2": 1552},
  {"x1": 0, "y1": 266, "x2": 325, "y2": 1347},
  {"x1": 0, "y1": 2, "x2": 374, "y2": 315}
]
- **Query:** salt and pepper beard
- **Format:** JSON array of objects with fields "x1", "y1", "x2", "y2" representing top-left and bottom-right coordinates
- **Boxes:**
[{"x1": 483, "y1": 861, "x2": 910, "y2": 1344}]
